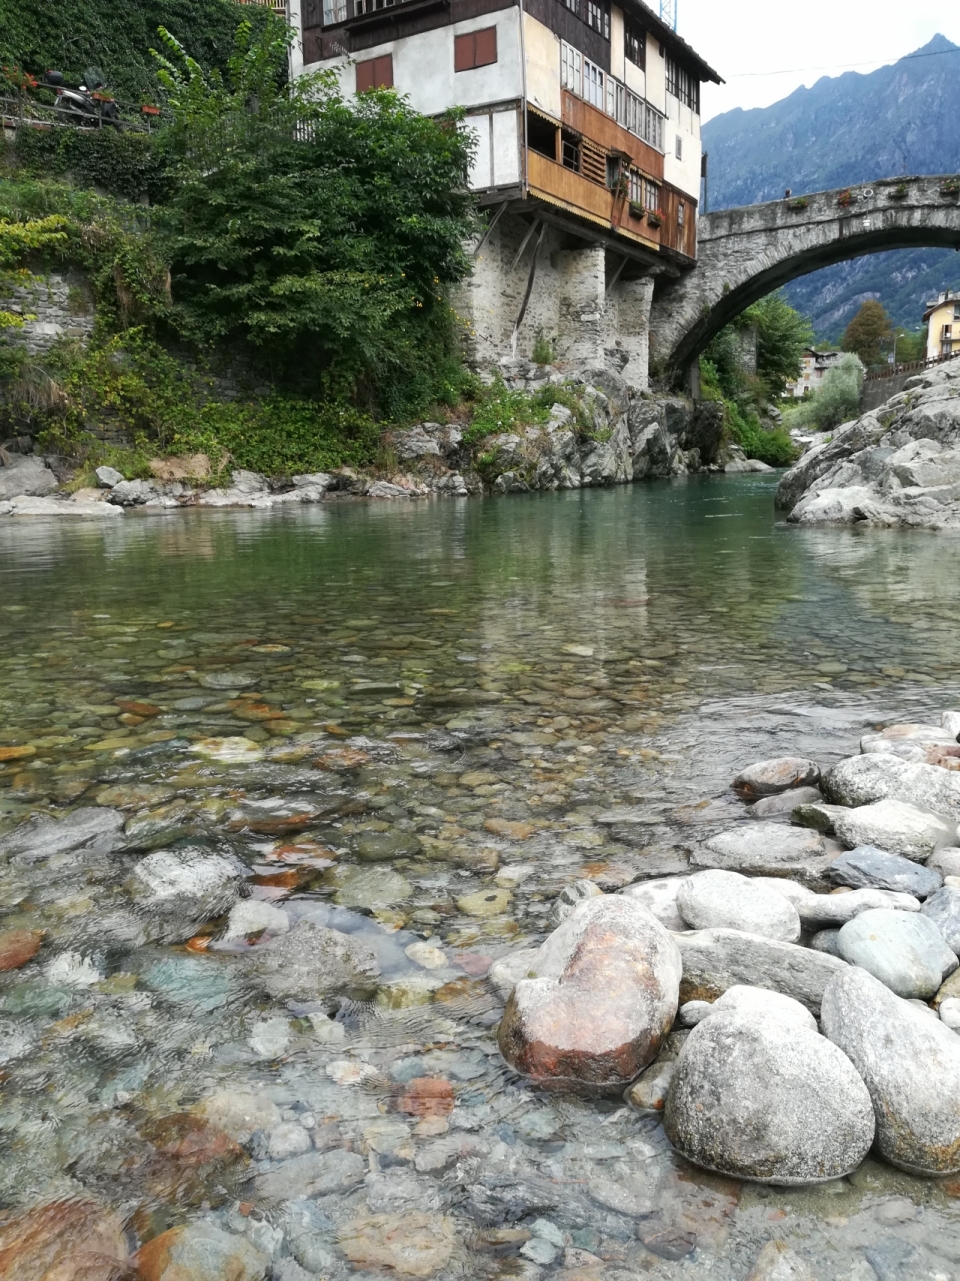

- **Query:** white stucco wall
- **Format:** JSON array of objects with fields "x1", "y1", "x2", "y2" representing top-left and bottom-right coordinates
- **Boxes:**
[
  {"x1": 643, "y1": 32, "x2": 666, "y2": 114},
  {"x1": 610, "y1": 6, "x2": 624, "y2": 84},
  {"x1": 523, "y1": 12, "x2": 561, "y2": 119},
  {"x1": 302, "y1": 9, "x2": 523, "y2": 118},
  {"x1": 663, "y1": 93, "x2": 701, "y2": 200},
  {"x1": 464, "y1": 105, "x2": 522, "y2": 189}
]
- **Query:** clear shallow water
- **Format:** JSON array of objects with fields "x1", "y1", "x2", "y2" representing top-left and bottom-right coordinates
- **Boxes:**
[{"x1": 1, "y1": 475, "x2": 960, "y2": 1277}]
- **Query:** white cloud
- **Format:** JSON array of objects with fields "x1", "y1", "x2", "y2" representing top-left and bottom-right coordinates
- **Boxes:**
[{"x1": 677, "y1": 0, "x2": 960, "y2": 121}]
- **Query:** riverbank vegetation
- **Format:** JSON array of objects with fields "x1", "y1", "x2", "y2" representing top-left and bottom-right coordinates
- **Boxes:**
[{"x1": 700, "y1": 291, "x2": 811, "y2": 466}]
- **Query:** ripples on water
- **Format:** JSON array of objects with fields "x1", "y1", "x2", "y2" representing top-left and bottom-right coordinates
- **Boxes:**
[{"x1": 1, "y1": 474, "x2": 959, "y2": 1277}]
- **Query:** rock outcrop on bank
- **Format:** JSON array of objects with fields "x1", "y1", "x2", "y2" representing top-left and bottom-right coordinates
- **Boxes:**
[
  {"x1": 493, "y1": 708, "x2": 960, "y2": 1186},
  {"x1": 776, "y1": 357, "x2": 960, "y2": 527},
  {"x1": 0, "y1": 364, "x2": 769, "y2": 518}
]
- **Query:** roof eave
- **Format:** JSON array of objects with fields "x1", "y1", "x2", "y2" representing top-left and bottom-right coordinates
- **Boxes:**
[{"x1": 622, "y1": 0, "x2": 724, "y2": 83}]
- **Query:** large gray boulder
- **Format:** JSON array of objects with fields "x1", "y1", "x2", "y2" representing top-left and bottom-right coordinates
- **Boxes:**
[
  {"x1": 497, "y1": 896, "x2": 681, "y2": 1092},
  {"x1": 674, "y1": 928, "x2": 847, "y2": 1013},
  {"x1": 833, "y1": 799, "x2": 955, "y2": 862},
  {"x1": 687, "y1": 984, "x2": 817, "y2": 1033},
  {"x1": 663, "y1": 1007, "x2": 875, "y2": 1185},
  {"x1": 836, "y1": 908, "x2": 956, "y2": 999},
  {"x1": 827, "y1": 845, "x2": 943, "y2": 898},
  {"x1": 921, "y1": 886, "x2": 960, "y2": 954},
  {"x1": 693, "y1": 823, "x2": 836, "y2": 889},
  {"x1": 619, "y1": 877, "x2": 686, "y2": 931},
  {"x1": 246, "y1": 919, "x2": 381, "y2": 1001},
  {"x1": 676, "y1": 870, "x2": 801, "y2": 942},
  {"x1": 822, "y1": 753, "x2": 960, "y2": 819},
  {"x1": 0, "y1": 455, "x2": 58, "y2": 500},
  {"x1": 821, "y1": 965, "x2": 960, "y2": 1175}
]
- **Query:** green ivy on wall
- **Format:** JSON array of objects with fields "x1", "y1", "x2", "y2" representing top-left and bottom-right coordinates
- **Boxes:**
[{"x1": 10, "y1": 129, "x2": 168, "y2": 202}]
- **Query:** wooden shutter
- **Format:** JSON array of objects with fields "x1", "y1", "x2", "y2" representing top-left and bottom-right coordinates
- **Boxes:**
[
  {"x1": 474, "y1": 27, "x2": 497, "y2": 67},
  {"x1": 454, "y1": 33, "x2": 474, "y2": 72},
  {"x1": 357, "y1": 54, "x2": 393, "y2": 91}
]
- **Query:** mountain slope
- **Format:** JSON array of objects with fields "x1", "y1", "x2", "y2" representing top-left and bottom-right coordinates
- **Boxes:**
[{"x1": 701, "y1": 36, "x2": 960, "y2": 338}]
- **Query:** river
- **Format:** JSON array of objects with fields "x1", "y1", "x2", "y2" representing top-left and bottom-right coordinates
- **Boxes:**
[{"x1": 1, "y1": 472, "x2": 959, "y2": 1277}]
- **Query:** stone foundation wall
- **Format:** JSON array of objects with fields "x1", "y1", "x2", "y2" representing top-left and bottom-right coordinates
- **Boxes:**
[
  {"x1": 0, "y1": 272, "x2": 95, "y2": 356},
  {"x1": 453, "y1": 213, "x2": 655, "y2": 390}
]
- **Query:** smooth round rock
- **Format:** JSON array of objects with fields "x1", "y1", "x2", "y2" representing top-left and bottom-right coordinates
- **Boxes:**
[
  {"x1": 246, "y1": 920, "x2": 380, "y2": 1001},
  {"x1": 797, "y1": 887, "x2": 920, "y2": 929},
  {"x1": 837, "y1": 908, "x2": 955, "y2": 999},
  {"x1": 828, "y1": 845, "x2": 943, "y2": 897},
  {"x1": 663, "y1": 1009, "x2": 875, "y2": 1185},
  {"x1": 706, "y1": 984, "x2": 817, "y2": 1032},
  {"x1": 497, "y1": 896, "x2": 681, "y2": 1092},
  {"x1": 810, "y1": 929, "x2": 842, "y2": 957},
  {"x1": 677, "y1": 871, "x2": 801, "y2": 942},
  {"x1": 821, "y1": 965, "x2": 960, "y2": 1174},
  {"x1": 733, "y1": 757, "x2": 821, "y2": 799},
  {"x1": 833, "y1": 799, "x2": 955, "y2": 863},
  {"x1": 921, "y1": 886, "x2": 960, "y2": 955},
  {"x1": 620, "y1": 877, "x2": 686, "y2": 931},
  {"x1": 940, "y1": 998, "x2": 960, "y2": 1031}
]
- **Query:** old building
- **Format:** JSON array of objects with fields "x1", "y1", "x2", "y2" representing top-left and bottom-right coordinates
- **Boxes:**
[
  {"x1": 785, "y1": 348, "x2": 850, "y2": 399},
  {"x1": 290, "y1": 0, "x2": 721, "y2": 386},
  {"x1": 924, "y1": 291, "x2": 960, "y2": 362}
]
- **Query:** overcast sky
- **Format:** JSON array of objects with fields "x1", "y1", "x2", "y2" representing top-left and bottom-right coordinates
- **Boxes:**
[{"x1": 678, "y1": 0, "x2": 960, "y2": 122}]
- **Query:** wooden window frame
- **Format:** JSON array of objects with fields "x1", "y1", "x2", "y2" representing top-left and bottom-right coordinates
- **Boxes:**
[
  {"x1": 454, "y1": 27, "x2": 498, "y2": 72},
  {"x1": 624, "y1": 20, "x2": 645, "y2": 70},
  {"x1": 356, "y1": 54, "x2": 393, "y2": 92}
]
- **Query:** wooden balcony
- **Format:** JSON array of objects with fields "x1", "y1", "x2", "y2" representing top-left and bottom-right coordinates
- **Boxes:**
[{"x1": 526, "y1": 149, "x2": 660, "y2": 250}]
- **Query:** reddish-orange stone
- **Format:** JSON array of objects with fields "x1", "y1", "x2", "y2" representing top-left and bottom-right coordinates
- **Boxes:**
[
  {"x1": 398, "y1": 1077, "x2": 455, "y2": 1119},
  {"x1": 0, "y1": 929, "x2": 43, "y2": 972}
]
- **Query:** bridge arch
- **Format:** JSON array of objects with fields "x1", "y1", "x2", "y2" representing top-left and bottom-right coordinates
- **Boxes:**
[{"x1": 648, "y1": 175, "x2": 960, "y2": 381}]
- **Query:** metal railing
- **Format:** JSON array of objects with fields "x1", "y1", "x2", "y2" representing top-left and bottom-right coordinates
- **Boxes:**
[
  {"x1": 0, "y1": 91, "x2": 160, "y2": 134},
  {"x1": 863, "y1": 348, "x2": 960, "y2": 383}
]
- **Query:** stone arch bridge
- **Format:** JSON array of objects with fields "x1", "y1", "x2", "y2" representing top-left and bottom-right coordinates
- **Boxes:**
[{"x1": 650, "y1": 174, "x2": 960, "y2": 382}]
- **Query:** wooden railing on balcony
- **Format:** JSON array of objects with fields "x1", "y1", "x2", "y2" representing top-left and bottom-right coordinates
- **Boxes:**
[{"x1": 237, "y1": 0, "x2": 288, "y2": 14}]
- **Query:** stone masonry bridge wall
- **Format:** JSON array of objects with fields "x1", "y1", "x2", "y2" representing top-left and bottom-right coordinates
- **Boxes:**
[{"x1": 649, "y1": 175, "x2": 960, "y2": 381}]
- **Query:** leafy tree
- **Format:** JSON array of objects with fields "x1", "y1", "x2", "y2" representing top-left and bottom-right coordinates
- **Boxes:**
[
  {"x1": 153, "y1": 22, "x2": 478, "y2": 413},
  {"x1": 787, "y1": 353, "x2": 863, "y2": 432},
  {"x1": 740, "y1": 291, "x2": 814, "y2": 399},
  {"x1": 842, "y1": 300, "x2": 893, "y2": 368},
  {"x1": 892, "y1": 327, "x2": 926, "y2": 363}
]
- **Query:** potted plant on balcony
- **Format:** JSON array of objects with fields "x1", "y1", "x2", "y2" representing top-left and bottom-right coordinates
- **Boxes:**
[
  {"x1": 837, "y1": 189, "x2": 853, "y2": 208},
  {"x1": 646, "y1": 209, "x2": 663, "y2": 228},
  {"x1": 628, "y1": 200, "x2": 644, "y2": 219}
]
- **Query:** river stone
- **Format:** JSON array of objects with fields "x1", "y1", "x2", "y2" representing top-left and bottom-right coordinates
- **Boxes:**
[
  {"x1": 333, "y1": 866, "x2": 412, "y2": 909},
  {"x1": 0, "y1": 455, "x2": 58, "y2": 500},
  {"x1": 822, "y1": 753, "x2": 960, "y2": 818},
  {"x1": 700, "y1": 984, "x2": 817, "y2": 1032},
  {"x1": 663, "y1": 1008, "x2": 875, "y2": 1185},
  {"x1": 337, "y1": 1213, "x2": 457, "y2": 1278},
  {"x1": 928, "y1": 847, "x2": 960, "y2": 880},
  {"x1": 749, "y1": 877, "x2": 816, "y2": 905},
  {"x1": 0, "y1": 806, "x2": 124, "y2": 863},
  {"x1": 921, "y1": 886, "x2": 960, "y2": 954},
  {"x1": 791, "y1": 800, "x2": 848, "y2": 834},
  {"x1": 0, "y1": 1197, "x2": 131, "y2": 1281},
  {"x1": 940, "y1": 997, "x2": 960, "y2": 1031},
  {"x1": 693, "y1": 824, "x2": 835, "y2": 888},
  {"x1": 749, "y1": 787, "x2": 823, "y2": 819},
  {"x1": 624, "y1": 1030, "x2": 688, "y2": 1111},
  {"x1": 828, "y1": 845, "x2": 943, "y2": 897},
  {"x1": 221, "y1": 898, "x2": 290, "y2": 942},
  {"x1": 620, "y1": 877, "x2": 686, "y2": 931},
  {"x1": 198, "y1": 670, "x2": 259, "y2": 689},
  {"x1": 355, "y1": 830, "x2": 423, "y2": 861},
  {"x1": 547, "y1": 878, "x2": 603, "y2": 928},
  {"x1": 675, "y1": 928, "x2": 847, "y2": 1013},
  {"x1": 833, "y1": 799, "x2": 955, "y2": 862},
  {"x1": 257, "y1": 1147, "x2": 366, "y2": 1200},
  {"x1": 193, "y1": 1087, "x2": 281, "y2": 1141},
  {"x1": 497, "y1": 896, "x2": 681, "y2": 1091},
  {"x1": 822, "y1": 965, "x2": 960, "y2": 1174},
  {"x1": 488, "y1": 946, "x2": 541, "y2": 998},
  {"x1": 246, "y1": 919, "x2": 380, "y2": 1001},
  {"x1": 733, "y1": 757, "x2": 821, "y2": 799},
  {"x1": 128, "y1": 846, "x2": 244, "y2": 919},
  {"x1": 136, "y1": 1223, "x2": 268, "y2": 1281},
  {"x1": 797, "y1": 888, "x2": 921, "y2": 929},
  {"x1": 836, "y1": 908, "x2": 955, "y2": 999},
  {"x1": 676, "y1": 870, "x2": 801, "y2": 942},
  {"x1": 811, "y1": 930, "x2": 842, "y2": 956},
  {"x1": 745, "y1": 1241, "x2": 816, "y2": 1281}
]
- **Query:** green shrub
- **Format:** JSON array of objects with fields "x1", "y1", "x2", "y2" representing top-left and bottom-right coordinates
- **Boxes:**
[
  {"x1": 787, "y1": 354, "x2": 863, "y2": 432},
  {"x1": 10, "y1": 129, "x2": 168, "y2": 202}
]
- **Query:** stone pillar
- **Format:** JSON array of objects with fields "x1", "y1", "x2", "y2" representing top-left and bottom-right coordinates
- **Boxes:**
[
  {"x1": 556, "y1": 246, "x2": 606, "y2": 369},
  {"x1": 609, "y1": 274, "x2": 655, "y2": 390},
  {"x1": 450, "y1": 226, "x2": 507, "y2": 368}
]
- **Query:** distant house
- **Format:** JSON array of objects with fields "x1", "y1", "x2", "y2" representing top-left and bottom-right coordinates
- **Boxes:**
[
  {"x1": 785, "y1": 348, "x2": 848, "y2": 398},
  {"x1": 923, "y1": 291, "x2": 960, "y2": 361}
]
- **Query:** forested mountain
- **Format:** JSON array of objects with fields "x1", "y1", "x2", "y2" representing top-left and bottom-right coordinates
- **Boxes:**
[{"x1": 701, "y1": 35, "x2": 960, "y2": 339}]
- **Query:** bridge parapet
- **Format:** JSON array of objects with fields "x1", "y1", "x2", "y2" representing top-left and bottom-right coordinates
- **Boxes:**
[{"x1": 649, "y1": 174, "x2": 960, "y2": 382}]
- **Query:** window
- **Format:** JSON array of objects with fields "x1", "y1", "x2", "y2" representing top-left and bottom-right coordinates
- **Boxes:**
[
  {"x1": 356, "y1": 55, "x2": 393, "y2": 92},
  {"x1": 675, "y1": 134, "x2": 682, "y2": 160},
  {"x1": 954, "y1": 304, "x2": 960, "y2": 319},
  {"x1": 678, "y1": 199, "x2": 685, "y2": 227},
  {"x1": 527, "y1": 110, "x2": 558, "y2": 160},
  {"x1": 559, "y1": 0, "x2": 610, "y2": 39},
  {"x1": 665, "y1": 55, "x2": 700, "y2": 112},
  {"x1": 644, "y1": 178, "x2": 661, "y2": 214},
  {"x1": 624, "y1": 20, "x2": 645, "y2": 69},
  {"x1": 322, "y1": 0, "x2": 346, "y2": 22},
  {"x1": 561, "y1": 41, "x2": 582, "y2": 97},
  {"x1": 454, "y1": 27, "x2": 497, "y2": 71},
  {"x1": 561, "y1": 129, "x2": 581, "y2": 173},
  {"x1": 582, "y1": 57, "x2": 604, "y2": 109},
  {"x1": 627, "y1": 169, "x2": 643, "y2": 205}
]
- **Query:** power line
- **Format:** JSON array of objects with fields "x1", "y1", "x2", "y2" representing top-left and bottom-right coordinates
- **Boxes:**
[{"x1": 726, "y1": 42, "x2": 960, "y2": 80}]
